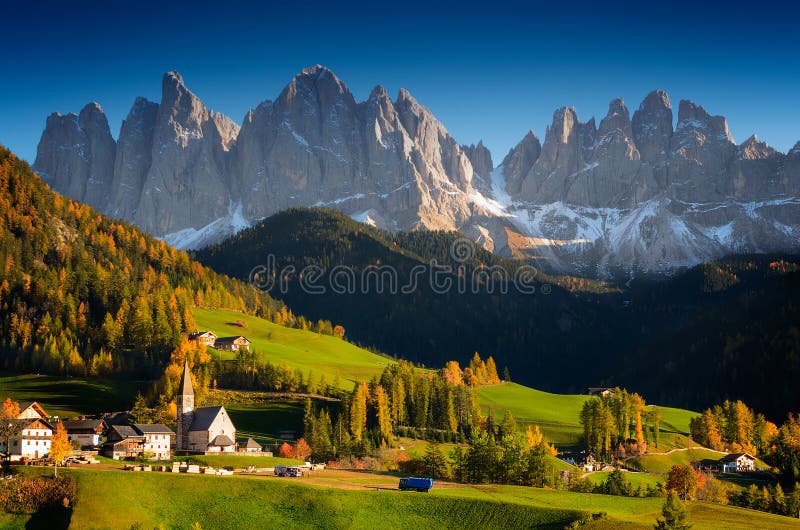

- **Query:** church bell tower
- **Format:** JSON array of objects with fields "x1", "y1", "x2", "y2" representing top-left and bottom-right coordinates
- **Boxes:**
[{"x1": 176, "y1": 360, "x2": 195, "y2": 452}]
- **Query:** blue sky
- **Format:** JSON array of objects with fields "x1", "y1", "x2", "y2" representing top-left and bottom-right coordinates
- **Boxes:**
[{"x1": 2, "y1": 0, "x2": 798, "y2": 164}]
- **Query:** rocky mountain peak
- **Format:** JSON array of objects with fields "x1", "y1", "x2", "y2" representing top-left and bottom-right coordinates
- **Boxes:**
[
  {"x1": 597, "y1": 98, "x2": 633, "y2": 141},
  {"x1": 632, "y1": 89, "x2": 673, "y2": 166},
  {"x1": 737, "y1": 134, "x2": 777, "y2": 160},
  {"x1": 368, "y1": 84, "x2": 390, "y2": 102},
  {"x1": 278, "y1": 64, "x2": 355, "y2": 111},
  {"x1": 501, "y1": 131, "x2": 541, "y2": 196},
  {"x1": 462, "y1": 140, "x2": 494, "y2": 180},
  {"x1": 550, "y1": 107, "x2": 580, "y2": 143},
  {"x1": 676, "y1": 100, "x2": 733, "y2": 143},
  {"x1": 639, "y1": 89, "x2": 671, "y2": 113}
]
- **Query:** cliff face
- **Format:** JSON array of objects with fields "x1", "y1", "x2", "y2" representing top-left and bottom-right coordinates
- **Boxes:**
[{"x1": 34, "y1": 68, "x2": 800, "y2": 276}]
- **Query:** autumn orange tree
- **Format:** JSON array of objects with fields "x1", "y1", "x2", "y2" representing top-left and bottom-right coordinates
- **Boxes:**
[
  {"x1": 49, "y1": 421, "x2": 71, "y2": 477},
  {"x1": 294, "y1": 438, "x2": 312, "y2": 461},
  {"x1": 278, "y1": 442, "x2": 294, "y2": 459},
  {"x1": 0, "y1": 398, "x2": 20, "y2": 463}
]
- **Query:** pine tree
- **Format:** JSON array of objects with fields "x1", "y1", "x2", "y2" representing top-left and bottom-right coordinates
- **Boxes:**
[
  {"x1": 423, "y1": 443, "x2": 449, "y2": 479},
  {"x1": 654, "y1": 491, "x2": 691, "y2": 530},
  {"x1": 500, "y1": 410, "x2": 518, "y2": 438}
]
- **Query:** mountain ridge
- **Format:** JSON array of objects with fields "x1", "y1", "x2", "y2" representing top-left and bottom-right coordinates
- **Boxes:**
[{"x1": 33, "y1": 67, "x2": 800, "y2": 277}]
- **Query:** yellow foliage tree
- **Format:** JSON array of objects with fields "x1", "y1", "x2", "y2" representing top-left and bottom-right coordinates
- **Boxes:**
[
  {"x1": 49, "y1": 421, "x2": 71, "y2": 477},
  {"x1": 443, "y1": 361, "x2": 464, "y2": 386}
]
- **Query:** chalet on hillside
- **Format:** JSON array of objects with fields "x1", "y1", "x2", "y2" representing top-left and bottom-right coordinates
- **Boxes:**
[
  {"x1": 558, "y1": 450, "x2": 598, "y2": 472},
  {"x1": 587, "y1": 387, "x2": 616, "y2": 398},
  {"x1": 62, "y1": 419, "x2": 106, "y2": 448},
  {"x1": 720, "y1": 452, "x2": 756, "y2": 472},
  {"x1": 188, "y1": 331, "x2": 217, "y2": 347},
  {"x1": 214, "y1": 336, "x2": 251, "y2": 352}
]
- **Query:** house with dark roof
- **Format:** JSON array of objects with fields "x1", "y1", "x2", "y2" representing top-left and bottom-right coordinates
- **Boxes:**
[
  {"x1": 176, "y1": 362, "x2": 237, "y2": 454},
  {"x1": 103, "y1": 423, "x2": 174, "y2": 460},
  {"x1": 719, "y1": 452, "x2": 756, "y2": 472},
  {"x1": 213, "y1": 336, "x2": 251, "y2": 352},
  {"x1": 188, "y1": 331, "x2": 217, "y2": 347},
  {"x1": 62, "y1": 419, "x2": 106, "y2": 448},
  {"x1": 0, "y1": 417, "x2": 54, "y2": 461}
]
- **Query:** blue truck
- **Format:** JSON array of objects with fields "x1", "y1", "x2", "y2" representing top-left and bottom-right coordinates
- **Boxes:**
[{"x1": 398, "y1": 477, "x2": 434, "y2": 492}]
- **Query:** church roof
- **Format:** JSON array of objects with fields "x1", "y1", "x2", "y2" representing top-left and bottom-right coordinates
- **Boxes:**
[
  {"x1": 189, "y1": 406, "x2": 228, "y2": 431},
  {"x1": 210, "y1": 434, "x2": 235, "y2": 446},
  {"x1": 179, "y1": 361, "x2": 194, "y2": 397},
  {"x1": 240, "y1": 438, "x2": 262, "y2": 449}
]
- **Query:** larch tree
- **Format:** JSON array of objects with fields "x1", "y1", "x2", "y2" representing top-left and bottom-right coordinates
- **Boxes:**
[
  {"x1": 350, "y1": 381, "x2": 368, "y2": 442},
  {"x1": 49, "y1": 421, "x2": 71, "y2": 477}
]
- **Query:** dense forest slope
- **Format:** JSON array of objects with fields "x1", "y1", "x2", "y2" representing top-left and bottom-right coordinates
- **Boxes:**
[
  {"x1": 0, "y1": 146, "x2": 325, "y2": 378},
  {"x1": 196, "y1": 208, "x2": 800, "y2": 420}
]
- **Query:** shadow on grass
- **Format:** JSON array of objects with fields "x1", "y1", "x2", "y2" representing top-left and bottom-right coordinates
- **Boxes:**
[{"x1": 25, "y1": 507, "x2": 72, "y2": 530}]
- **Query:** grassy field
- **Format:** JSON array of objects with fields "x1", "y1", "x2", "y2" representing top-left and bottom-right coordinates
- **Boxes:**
[
  {"x1": 584, "y1": 470, "x2": 665, "y2": 490},
  {"x1": 195, "y1": 308, "x2": 701, "y2": 452},
  {"x1": 39, "y1": 468, "x2": 800, "y2": 529},
  {"x1": 64, "y1": 468, "x2": 582, "y2": 529},
  {"x1": 627, "y1": 448, "x2": 727, "y2": 474},
  {"x1": 0, "y1": 373, "x2": 146, "y2": 418},
  {"x1": 478, "y1": 383, "x2": 697, "y2": 450},
  {"x1": 194, "y1": 307, "x2": 392, "y2": 389},
  {"x1": 175, "y1": 454, "x2": 303, "y2": 468}
]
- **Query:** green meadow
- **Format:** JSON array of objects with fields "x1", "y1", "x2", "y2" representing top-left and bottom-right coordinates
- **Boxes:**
[
  {"x1": 193, "y1": 307, "x2": 392, "y2": 389},
  {"x1": 0, "y1": 373, "x2": 147, "y2": 418},
  {"x1": 195, "y1": 308, "x2": 699, "y2": 452},
  {"x1": 28, "y1": 468, "x2": 800, "y2": 529}
]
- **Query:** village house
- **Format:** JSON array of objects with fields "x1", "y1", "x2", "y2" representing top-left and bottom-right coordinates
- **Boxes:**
[
  {"x1": 176, "y1": 362, "x2": 237, "y2": 454},
  {"x1": 0, "y1": 401, "x2": 53, "y2": 461},
  {"x1": 62, "y1": 419, "x2": 106, "y2": 448},
  {"x1": 719, "y1": 452, "x2": 757, "y2": 472},
  {"x1": 188, "y1": 331, "x2": 217, "y2": 347},
  {"x1": 0, "y1": 418, "x2": 54, "y2": 461},
  {"x1": 104, "y1": 425, "x2": 144, "y2": 460},
  {"x1": 135, "y1": 424, "x2": 174, "y2": 460},
  {"x1": 103, "y1": 423, "x2": 174, "y2": 460},
  {"x1": 213, "y1": 336, "x2": 251, "y2": 352},
  {"x1": 558, "y1": 450, "x2": 598, "y2": 472}
]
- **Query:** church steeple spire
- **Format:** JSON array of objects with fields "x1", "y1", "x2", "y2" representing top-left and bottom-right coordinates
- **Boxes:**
[
  {"x1": 176, "y1": 360, "x2": 195, "y2": 452},
  {"x1": 179, "y1": 359, "x2": 194, "y2": 397}
]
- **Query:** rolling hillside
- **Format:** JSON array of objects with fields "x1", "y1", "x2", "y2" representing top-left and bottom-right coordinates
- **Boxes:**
[
  {"x1": 194, "y1": 208, "x2": 800, "y2": 420},
  {"x1": 193, "y1": 307, "x2": 695, "y2": 448}
]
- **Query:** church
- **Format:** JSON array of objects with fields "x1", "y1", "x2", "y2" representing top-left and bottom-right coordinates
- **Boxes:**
[{"x1": 176, "y1": 361, "x2": 237, "y2": 454}]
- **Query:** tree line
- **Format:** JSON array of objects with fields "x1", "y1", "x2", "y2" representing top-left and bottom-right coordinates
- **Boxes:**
[
  {"x1": 580, "y1": 389, "x2": 662, "y2": 460},
  {"x1": 0, "y1": 147, "x2": 339, "y2": 379}
]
